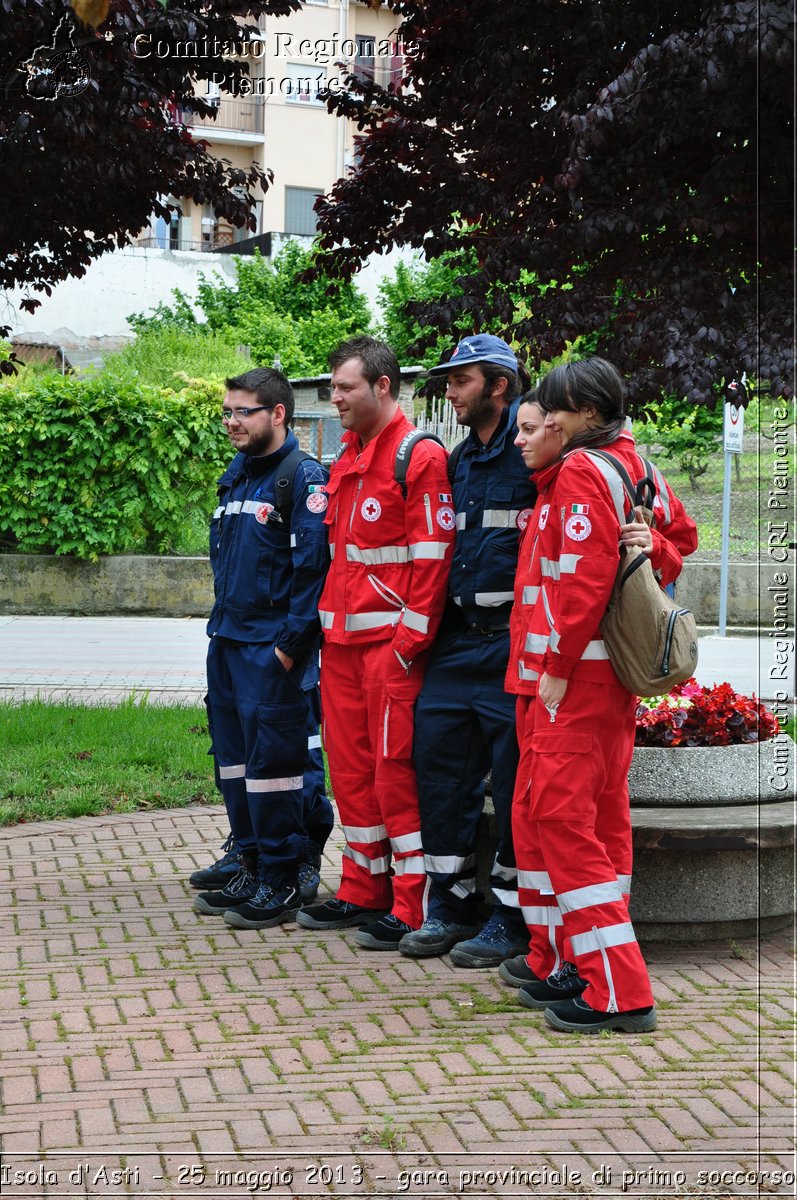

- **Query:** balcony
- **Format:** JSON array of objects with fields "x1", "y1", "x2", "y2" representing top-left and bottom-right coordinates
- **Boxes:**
[{"x1": 183, "y1": 97, "x2": 265, "y2": 142}]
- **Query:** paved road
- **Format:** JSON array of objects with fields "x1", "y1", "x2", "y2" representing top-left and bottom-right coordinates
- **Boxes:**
[{"x1": 0, "y1": 615, "x2": 792, "y2": 703}]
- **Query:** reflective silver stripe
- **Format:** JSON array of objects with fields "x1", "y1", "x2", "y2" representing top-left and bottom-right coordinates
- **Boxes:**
[
  {"x1": 558, "y1": 881, "x2": 623, "y2": 914},
  {"x1": 392, "y1": 855, "x2": 426, "y2": 876},
  {"x1": 344, "y1": 611, "x2": 400, "y2": 632},
  {"x1": 347, "y1": 544, "x2": 410, "y2": 565},
  {"x1": 213, "y1": 505, "x2": 224, "y2": 519},
  {"x1": 246, "y1": 775, "x2": 303, "y2": 792},
  {"x1": 569, "y1": 921, "x2": 637, "y2": 956},
  {"x1": 518, "y1": 663, "x2": 540, "y2": 682},
  {"x1": 455, "y1": 513, "x2": 467, "y2": 530},
  {"x1": 581, "y1": 639, "x2": 610, "y2": 661},
  {"x1": 584, "y1": 453, "x2": 628, "y2": 524},
  {"x1": 492, "y1": 887, "x2": 521, "y2": 909},
  {"x1": 410, "y1": 541, "x2": 450, "y2": 560},
  {"x1": 329, "y1": 543, "x2": 336, "y2": 560},
  {"x1": 319, "y1": 610, "x2": 334, "y2": 630},
  {"x1": 452, "y1": 596, "x2": 463, "y2": 606},
  {"x1": 560, "y1": 554, "x2": 581, "y2": 574},
  {"x1": 343, "y1": 823, "x2": 387, "y2": 843},
  {"x1": 424, "y1": 853, "x2": 475, "y2": 874},
  {"x1": 650, "y1": 464, "x2": 672, "y2": 522},
  {"x1": 525, "y1": 632, "x2": 550, "y2": 654},
  {"x1": 224, "y1": 500, "x2": 243, "y2": 515},
  {"x1": 540, "y1": 557, "x2": 560, "y2": 580},
  {"x1": 474, "y1": 591, "x2": 514, "y2": 606},
  {"x1": 521, "y1": 904, "x2": 563, "y2": 927},
  {"x1": 451, "y1": 879, "x2": 476, "y2": 898},
  {"x1": 483, "y1": 509, "x2": 520, "y2": 528},
  {"x1": 403, "y1": 608, "x2": 429, "y2": 634},
  {"x1": 518, "y1": 869, "x2": 555, "y2": 895},
  {"x1": 218, "y1": 764, "x2": 245, "y2": 779},
  {"x1": 307, "y1": 734, "x2": 322, "y2": 750},
  {"x1": 241, "y1": 499, "x2": 267, "y2": 515},
  {"x1": 342, "y1": 845, "x2": 390, "y2": 874},
  {"x1": 491, "y1": 860, "x2": 518, "y2": 882},
  {"x1": 391, "y1": 831, "x2": 423, "y2": 854},
  {"x1": 617, "y1": 873, "x2": 632, "y2": 893},
  {"x1": 522, "y1": 585, "x2": 540, "y2": 605},
  {"x1": 290, "y1": 534, "x2": 297, "y2": 548}
]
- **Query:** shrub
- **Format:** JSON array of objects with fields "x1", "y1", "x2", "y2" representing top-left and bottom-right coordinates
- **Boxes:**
[{"x1": 0, "y1": 373, "x2": 229, "y2": 559}]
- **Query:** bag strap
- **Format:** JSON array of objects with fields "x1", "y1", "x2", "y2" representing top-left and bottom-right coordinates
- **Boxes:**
[
  {"x1": 273, "y1": 445, "x2": 314, "y2": 516},
  {"x1": 446, "y1": 436, "x2": 467, "y2": 486},
  {"x1": 586, "y1": 449, "x2": 657, "y2": 520},
  {"x1": 394, "y1": 429, "x2": 446, "y2": 497}
]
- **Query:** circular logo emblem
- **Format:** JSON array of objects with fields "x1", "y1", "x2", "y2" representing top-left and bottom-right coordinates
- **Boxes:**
[
  {"x1": 565, "y1": 514, "x2": 592, "y2": 541},
  {"x1": 516, "y1": 507, "x2": 534, "y2": 532},
  {"x1": 436, "y1": 506, "x2": 455, "y2": 531},
  {"x1": 361, "y1": 497, "x2": 382, "y2": 522},
  {"x1": 537, "y1": 504, "x2": 550, "y2": 530},
  {"x1": 255, "y1": 502, "x2": 274, "y2": 524},
  {"x1": 306, "y1": 492, "x2": 328, "y2": 513}
]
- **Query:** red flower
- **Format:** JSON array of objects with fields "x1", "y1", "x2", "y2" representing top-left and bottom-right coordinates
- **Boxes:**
[{"x1": 635, "y1": 678, "x2": 780, "y2": 747}]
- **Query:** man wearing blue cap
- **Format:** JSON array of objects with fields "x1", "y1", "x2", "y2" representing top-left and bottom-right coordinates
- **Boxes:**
[{"x1": 399, "y1": 335, "x2": 537, "y2": 967}]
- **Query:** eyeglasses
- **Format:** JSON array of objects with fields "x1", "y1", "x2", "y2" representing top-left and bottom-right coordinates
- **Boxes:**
[{"x1": 221, "y1": 405, "x2": 274, "y2": 423}]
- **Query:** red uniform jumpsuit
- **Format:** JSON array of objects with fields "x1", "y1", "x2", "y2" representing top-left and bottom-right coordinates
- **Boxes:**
[
  {"x1": 319, "y1": 410, "x2": 455, "y2": 927},
  {"x1": 507, "y1": 434, "x2": 697, "y2": 1011}
]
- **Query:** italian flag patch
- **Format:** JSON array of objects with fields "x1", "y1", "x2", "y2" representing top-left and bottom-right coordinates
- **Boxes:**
[{"x1": 571, "y1": 503, "x2": 589, "y2": 515}]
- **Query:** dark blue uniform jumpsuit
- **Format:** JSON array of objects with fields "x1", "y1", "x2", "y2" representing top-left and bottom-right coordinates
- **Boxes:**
[
  {"x1": 206, "y1": 433, "x2": 333, "y2": 887},
  {"x1": 414, "y1": 399, "x2": 537, "y2": 923}
]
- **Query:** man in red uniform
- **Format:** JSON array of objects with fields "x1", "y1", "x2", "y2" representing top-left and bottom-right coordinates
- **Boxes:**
[{"x1": 296, "y1": 337, "x2": 455, "y2": 949}]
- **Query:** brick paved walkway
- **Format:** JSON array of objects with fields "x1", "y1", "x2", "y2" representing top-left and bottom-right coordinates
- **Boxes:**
[{"x1": 1, "y1": 804, "x2": 794, "y2": 1198}]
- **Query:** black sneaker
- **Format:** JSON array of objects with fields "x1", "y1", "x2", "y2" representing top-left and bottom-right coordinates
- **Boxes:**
[
  {"x1": 355, "y1": 914, "x2": 413, "y2": 950},
  {"x1": 517, "y1": 961, "x2": 588, "y2": 1010},
  {"x1": 296, "y1": 898, "x2": 384, "y2": 930},
  {"x1": 498, "y1": 954, "x2": 544, "y2": 989},
  {"x1": 189, "y1": 835, "x2": 239, "y2": 890},
  {"x1": 224, "y1": 882, "x2": 301, "y2": 930},
  {"x1": 193, "y1": 858, "x2": 258, "y2": 915},
  {"x1": 297, "y1": 845, "x2": 322, "y2": 903},
  {"x1": 544, "y1": 996, "x2": 657, "y2": 1034}
]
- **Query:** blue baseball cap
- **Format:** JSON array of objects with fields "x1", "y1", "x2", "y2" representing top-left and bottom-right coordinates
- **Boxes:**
[{"x1": 427, "y1": 334, "x2": 519, "y2": 376}]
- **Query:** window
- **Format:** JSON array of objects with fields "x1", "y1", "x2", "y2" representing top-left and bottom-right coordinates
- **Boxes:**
[
  {"x1": 284, "y1": 62, "x2": 326, "y2": 105},
  {"x1": 353, "y1": 35, "x2": 375, "y2": 84},
  {"x1": 285, "y1": 187, "x2": 322, "y2": 236}
]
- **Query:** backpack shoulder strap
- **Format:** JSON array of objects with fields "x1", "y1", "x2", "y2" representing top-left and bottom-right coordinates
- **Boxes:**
[
  {"x1": 583, "y1": 450, "x2": 635, "y2": 523},
  {"x1": 273, "y1": 446, "x2": 314, "y2": 516},
  {"x1": 394, "y1": 429, "x2": 446, "y2": 497},
  {"x1": 446, "y1": 437, "x2": 467, "y2": 487}
]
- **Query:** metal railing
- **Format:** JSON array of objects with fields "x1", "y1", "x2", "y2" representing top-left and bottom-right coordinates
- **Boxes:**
[{"x1": 184, "y1": 97, "x2": 265, "y2": 134}]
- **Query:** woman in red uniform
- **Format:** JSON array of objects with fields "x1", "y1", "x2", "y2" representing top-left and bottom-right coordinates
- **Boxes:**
[{"x1": 504, "y1": 359, "x2": 697, "y2": 1033}]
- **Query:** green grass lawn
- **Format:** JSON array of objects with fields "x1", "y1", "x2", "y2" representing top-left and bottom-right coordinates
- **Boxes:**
[{"x1": 0, "y1": 699, "x2": 216, "y2": 825}]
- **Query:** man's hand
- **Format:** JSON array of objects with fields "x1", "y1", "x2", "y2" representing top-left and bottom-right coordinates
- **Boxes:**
[{"x1": 274, "y1": 646, "x2": 294, "y2": 673}]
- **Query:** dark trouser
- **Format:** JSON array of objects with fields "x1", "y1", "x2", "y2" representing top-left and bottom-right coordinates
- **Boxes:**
[
  {"x1": 413, "y1": 629, "x2": 522, "y2": 925},
  {"x1": 206, "y1": 637, "x2": 331, "y2": 886}
]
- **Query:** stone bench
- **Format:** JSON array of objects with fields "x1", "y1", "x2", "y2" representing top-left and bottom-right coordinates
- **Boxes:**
[{"x1": 476, "y1": 794, "x2": 795, "y2": 943}]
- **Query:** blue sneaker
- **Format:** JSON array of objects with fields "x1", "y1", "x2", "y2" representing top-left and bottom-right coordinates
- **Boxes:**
[
  {"x1": 224, "y1": 880, "x2": 301, "y2": 930},
  {"x1": 297, "y1": 845, "x2": 322, "y2": 903},
  {"x1": 448, "y1": 911, "x2": 530, "y2": 968},
  {"x1": 398, "y1": 917, "x2": 480, "y2": 958}
]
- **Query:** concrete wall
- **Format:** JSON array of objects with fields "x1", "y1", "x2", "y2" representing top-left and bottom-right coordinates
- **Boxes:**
[{"x1": 0, "y1": 555, "x2": 773, "y2": 625}]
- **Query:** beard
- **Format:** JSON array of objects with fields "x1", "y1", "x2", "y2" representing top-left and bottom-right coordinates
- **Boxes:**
[{"x1": 458, "y1": 382, "x2": 501, "y2": 432}]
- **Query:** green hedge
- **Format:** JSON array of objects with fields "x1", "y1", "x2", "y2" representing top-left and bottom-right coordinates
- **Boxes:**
[{"x1": 0, "y1": 374, "x2": 229, "y2": 559}]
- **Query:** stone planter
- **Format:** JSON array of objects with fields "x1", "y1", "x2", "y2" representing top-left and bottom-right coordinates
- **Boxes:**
[{"x1": 628, "y1": 736, "x2": 795, "y2": 942}]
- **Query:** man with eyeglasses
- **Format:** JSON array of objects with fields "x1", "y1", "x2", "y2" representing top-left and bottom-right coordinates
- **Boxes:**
[{"x1": 191, "y1": 367, "x2": 333, "y2": 930}]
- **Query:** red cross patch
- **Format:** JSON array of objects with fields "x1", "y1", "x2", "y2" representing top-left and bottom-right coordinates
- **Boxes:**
[
  {"x1": 255, "y1": 502, "x2": 274, "y2": 524},
  {"x1": 361, "y1": 497, "x2": 382, "y2": 522},
  {"x1": 565, "y1": 514, "x2": 592, "y2": 541}
]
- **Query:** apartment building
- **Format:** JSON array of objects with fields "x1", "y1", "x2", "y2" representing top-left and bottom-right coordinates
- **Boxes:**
[{"x1": 140, "y1": 2, "x2": 407, "y2": 252}]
